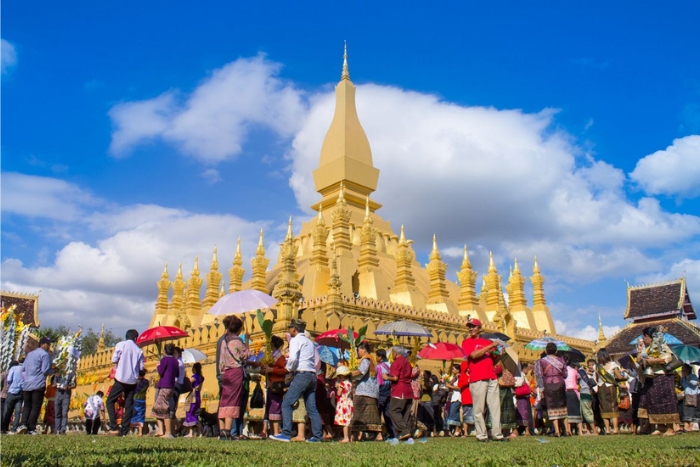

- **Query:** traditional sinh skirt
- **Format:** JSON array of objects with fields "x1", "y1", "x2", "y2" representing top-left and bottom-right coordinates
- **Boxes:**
[
  {"x1": 218, "y1": 367, "x2": 244, "y2": 420},
  {"x1": 500, "y1": 388, "x2": 516, "y2": 430},
  {"x1": 515, "y1": 397, "x2": 531, "y2": 427},
  {"x1": 681, "y1": 397, "x2": 700, "y2": 423},
  {"x1": 544, "y1": 381, "x2": 567, "y2": 420},
  {"x1": 597, "y1": 384, "x2": 618, "y2": 420},
  {"x1": 350, "y1": 395, "x2": 383, "y2": 432},
  {"x1": 580, "y1": 393, "x2": 595, "y2": 424},
  {"x1": 638, "y1": 374, "x2": 681, "y2": 425},
  {"x1": 565, "y1": 390, "x2": 582, "y2": 424},
  {"x1": 182, "y1": 392, "x2": 201, "y2": 427},
  {"x1": 266, "y1": 388, "x2": 283, "y2": 422},
  {"x1": 151, "y1": 388, "x2": 175, "y2": 419}
]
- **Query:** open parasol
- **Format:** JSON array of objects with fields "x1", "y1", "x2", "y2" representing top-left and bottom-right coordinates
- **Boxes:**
[
  {"x1": 482, "y1": 332, "x2": 511, "y2": 341},
  {"x1": 525, "y1": 336, "x2": 571, "y2": 352},
  {"x1": 418, "y1": 342, "x2": 465, "y2": 361},
  {"x1": 136, "y1": 325, "x2": 188, "y2": 356},
  {"x1": 498, "y1": 346, "x2": 521, "y2": 376},
  {"x1": 557, "y1": 348, "x2": 586, "y2": 364},
  {"x1": 207, "y1": 289, "x2": 278, "y2": 316},
  {"x1": 180, "y1": 348, "x2": 207, "y2": 364},
  {"x1": 315, "y1": 329, "x2": 358, "y2": 348},
  {"x1": 629, "y1": 332, "x2": 682, "y2": 346},
  {"x1": 375, "y1": 320, "x2": 432, "y2": 337},
  {"x1": 670, "y1": 344, "x2": 700, "y2": 364}
]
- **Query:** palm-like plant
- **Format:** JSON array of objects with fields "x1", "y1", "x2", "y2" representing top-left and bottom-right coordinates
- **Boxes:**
[{"x1": 338, "y1": 324, "x2": 367, "y2": 370}]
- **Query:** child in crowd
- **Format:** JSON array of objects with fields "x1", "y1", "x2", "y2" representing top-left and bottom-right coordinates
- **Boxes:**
[
  {"x1": 334, "y1": 366, "x2": 353, "y2": 443},
  {"x1": 83, "y1": 391, "x2": 106, "y2": 435}
]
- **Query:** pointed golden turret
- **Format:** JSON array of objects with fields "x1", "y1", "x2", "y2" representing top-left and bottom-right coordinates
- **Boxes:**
[
  {"x1": 184, "y1": 256, "x2": 203, "y2": 324},
  {"x1": 155, "y1": 262, "x2": 170, "y2": 314},
  {"x1": 457, "y1": 246, "x2": 482, "y2": 319},
  {"x1": 341, "y1": 41, "x2": 350, "y2": 81},
  {"x1": 426, "y1": 235, "x2": 457, "y2": 314},
  {"x1": 219, "y1": 283, "x2": 225, "y2": 299},
  {"x1": 272, "y1": 218, "x2": 302, "y2": 324},
  {"x1": 357, "y1": 196, "x2": 389, "y2": 300},
  {"x1": 598, "y1": 313, "x2": 606, "y2": 343},
  {"x1": 390, "y1": 225, "x2": 426, "y2": 308},
  {"x1": 506, "y1": 258, "x2": 537, "y2": 330},
  {"x1": 250, "y1": 229, "x2": 270, "y2": 293},
  {"x1": 203, "y1": 246, "x2": 223, "y2": 309},
  {"x1": 530, "y1": 257, "x2": 556, "y2": 334},
  {"x1": 484, "y1": 252, "x2": 501, "y2": 321},
  {"x1": 167, "y1": 262, "x2": 186, "y2": 326},
  {"x1": 97, "y1": 323, "x2": 106, "y2": 352},
  {"x1": 327, "y1": 252, "x2": 343, "y2": 303},
  {"x1": 302, "y1": 208, "x2": 331, "y2": 299},
  {"x1": 228, "y1": 237, "x2": 245, "y2": 293},
  {"x1": 312, "y1": 44, "x2": 380, "y2": 212},
  {"x1": 329, "y1": 183, "x2": 354, "y2": 296}
]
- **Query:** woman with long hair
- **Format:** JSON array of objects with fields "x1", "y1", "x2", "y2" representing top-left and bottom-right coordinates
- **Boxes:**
[
  {"x1": 217, "y1": 316, "x2": 249, "y2": 440},
  {"x1": 183, "y1": 362, "x2": 204, "y2": 437},
  {"x1": 637, "y1": 327, "x2": 680, "y2": 436}
]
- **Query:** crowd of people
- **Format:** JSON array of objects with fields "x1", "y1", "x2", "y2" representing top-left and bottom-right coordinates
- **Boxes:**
[{"x1": 0, "y1": 317, "x2": 696, "y2": 443}]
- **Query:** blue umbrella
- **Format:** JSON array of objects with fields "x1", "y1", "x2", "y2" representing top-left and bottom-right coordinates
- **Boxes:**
[
  {"x1": 629, "y1": 333, "x2": 682, "y2": 346},
  {"x1": 316, "y1": 345, "x2": 349, "y2": 366}
]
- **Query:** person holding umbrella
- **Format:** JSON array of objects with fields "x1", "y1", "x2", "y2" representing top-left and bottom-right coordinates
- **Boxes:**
[
  {"x1": 461, "y1": 319, "x2": 506, "y2": 442},
  {"x1": 106, "y1": 329, "x2": 144, "y2": 437},
  {"x1": 217, "y1": 315, "x2": 249, "y2": 440}
]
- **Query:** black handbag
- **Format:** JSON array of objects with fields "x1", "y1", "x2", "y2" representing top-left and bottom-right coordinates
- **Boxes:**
[
  {"x1": 250, "y1": 381, "x2": 265, "y2": 409},
  {"x1": 269, "y1": 381, "x2": 286, "y2": 394},
  {"x1": 664, "y1": 353, "x2": 682, "y2": 373}
]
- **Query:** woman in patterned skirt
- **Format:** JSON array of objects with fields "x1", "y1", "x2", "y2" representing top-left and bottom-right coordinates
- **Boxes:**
[{"x1": 183, "y1": 363, "x2": 204, "y2": 437}]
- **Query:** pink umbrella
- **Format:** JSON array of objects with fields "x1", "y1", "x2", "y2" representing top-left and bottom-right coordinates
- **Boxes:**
[
  {"x1": 207, "y1": 289, "x2": 278, "y2": 316},
  {"x1": 418, "y1": 342, "x2": 465, "y2": 361}
]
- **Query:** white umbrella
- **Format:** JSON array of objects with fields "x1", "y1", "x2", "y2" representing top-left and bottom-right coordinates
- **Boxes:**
[
  {"x1": 207, "y1": 289, "x2": 278, "y2": 316},
  {"x1": 374, "y1": 320, "x2": 432, "y2": 337},
  {"x1": 181, "y1": 348, "x2": 207, "y2": 364}
]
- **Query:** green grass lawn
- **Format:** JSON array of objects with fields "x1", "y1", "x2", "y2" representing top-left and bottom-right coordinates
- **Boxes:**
[{"x1": 3, "y1": 433, "x2": 700, "y2": 467}]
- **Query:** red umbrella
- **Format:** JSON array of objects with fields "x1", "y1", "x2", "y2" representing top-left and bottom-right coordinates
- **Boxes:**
[
  {"x1": 315, "y1": 329, "x2": 359, "y2": 348},
  {"x1": 136, "y1": 325, "x2": 188, "y2": 350},
  {"x1": 418, "y1": 342, "x2": 465, "y2": 361}
]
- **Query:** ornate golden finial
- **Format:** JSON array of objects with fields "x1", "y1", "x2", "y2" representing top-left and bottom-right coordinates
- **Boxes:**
[
  {"x1": 161, "y1": 262, "x2": 169, "y2": 279},
  {"x1": 193, "y1": 256, "x2": 200, "y2": 274},
  {"x1": 211, "y1": 246, "x2": 219, "y2": 271},
  {"x1": 336, "y1": 181, "x2": 346, "y2": 205},
  {"x1": 488, "y1": 251, "x2": 496, "y2": 273},
  {"x1": 462, "y1": 245, "x2": 471, "y2": 268},
  {"x1": 533, "y1": 256, "x2": 540, "y2": 274},
  {"x1": 598, "y1": 313, "x2": 606, "y2": 342},
  {"x1": 430, "y1": 234, "x2": 441, "y2": 261},
  {"x1": 97, "y1": 323, "x2": 106, "y2": 352},
  {"x1": 176, "y1": 262, "x2": 183, "y2": 279},
  {"x1": 235, "y1": 237, "x2": 242, "y2": 260},
  {"x1": 256, "y1": 229, "x2": 265, "y2": 255},
  {"x1": 317, "y1": 206, "x2": 325, "y2": 225},
  {"x1": 229, "y1": 237, "x2": 245, "y2": 293},
  {"x1": 364, "y1": 195, "x2": 371, "y2": 221},
  {"x1": 219, "y1": 283, "x2": 225, "y2": 298},
  {"x1": 399, "y1": 224, "x2": 407, "y2": 245},
  {"x1": 341, "y1": 40, "x2": 350, "y2": 81},
  {"x1": 286, "y1": 217, "x2": 293, "y2": 241},
  {"x1": 514, "y1": 258, "x2": 520, "y2": 273}
]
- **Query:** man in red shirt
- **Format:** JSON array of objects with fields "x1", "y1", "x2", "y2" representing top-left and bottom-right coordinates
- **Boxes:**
[
  {"x1": 461, "y1": 319, "x2": 506, "y2": 442},
  {"x1": 383, "y1": 346, "x2": 413, "y2": 440}
]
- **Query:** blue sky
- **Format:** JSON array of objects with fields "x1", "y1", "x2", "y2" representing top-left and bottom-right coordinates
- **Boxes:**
[{"x1": 2, "y1": 1, "x2": 700, "y2": 339}]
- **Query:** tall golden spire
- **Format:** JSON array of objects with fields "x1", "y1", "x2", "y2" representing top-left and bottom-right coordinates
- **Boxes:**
[
  {"x1": 170, "y1": 262, "x2": 185, "y2": 318},
  {"x1": 228, "y1": 237, "x2": 245, "y2": 293},
  {"x1": 484, "y1": 251, "x2": 501, "y2": 317},
  {"x1": 250, "y1": 229, "x2": 270, "y2": 293},
  {"x1": 393, "y1": 225, "x2": 416, "y2": 290},
  {"x1": 203, "y1": 246, "x2": 223, "y2": 309},
  {"x1": 426, "y1": 235, "x2": 455, "y2": 314},
  {"x1": 457, "y1": 245, "x2": 479, "y2": 314},
  {"x1": 312, "y1": 43, "x2": 380, "y2": 212},
  {"x1": 272, "y1": 217, "x2": 302, "y2": 323},
  {"x1": 530, "y1": 256, "x2": 556, "y2": 334},
  {"x1": 598, "y1": 313, "x2": 606, "y2": 342},
  {"x1": 155, "y1": 262, "x2": 170, "y2": 316},
  {"x1": 184, "y1": 256, "x2": 203, "y2": 321},
  {"x1": 506, "y1": 258, "x2": 537, "y2": 330},
  {"x1": 341, "y1": 40, "x2": 349, "y2": 80},
  {"x1": 302, "y1": 206, "x2": 331, "y2": 299}
]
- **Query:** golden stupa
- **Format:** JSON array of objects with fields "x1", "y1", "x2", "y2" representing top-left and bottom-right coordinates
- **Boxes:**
[{"x1": 75, "y1": 47, "x2": 594, "y2": 414}]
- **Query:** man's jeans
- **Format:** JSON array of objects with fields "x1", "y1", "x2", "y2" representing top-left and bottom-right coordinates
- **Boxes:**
[
  {"x1": 106, "y1": 379, "x2": 136, "y2": 435},
  {"x1": 20, "y1": 389, "x2": 45, "y2": 432},
  {"x1": 1, "y1": 392, "x2": 23, "y2": 432},
  {"x1": 54, "y1": 389, "x2": 71, "y2": 433},
  {"x1": 470, "y1": 379, "x2": 502, "y2": 440},
  {"x1": 280, "y1": 371, "x2": 322, "y2": 439}
]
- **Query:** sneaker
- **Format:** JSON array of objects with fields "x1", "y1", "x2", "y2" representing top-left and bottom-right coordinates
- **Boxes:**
[
  {"x1": 477, "y1": 438, "x2": 488, "y2": 443},
  {"x1": 404, "y1": 438, "x2": 414, "y2": 445},
  {"x1": 306, "y1": 436, "x2": 323, "y2": 443},
  {"x1": 15, "y1": 425, "x2": 27, "y2": 435},
  {"x1": 269, "y1": 434, "x2": 291, "y2": 442},
  {"x1": 28, "y1": 431, "x2": 40, "y2": 435},
  {"x1": 492, "y1": 437, "x2": 509, "y2": 442},
  {"x1": 387, "y1": 438, "x2": 399, "y2": 446}
]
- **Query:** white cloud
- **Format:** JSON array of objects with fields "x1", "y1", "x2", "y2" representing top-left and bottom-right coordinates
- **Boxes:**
[
  {"x1": 555, "y1": 319, "x2": 621, "y2": 342},
  {"x1": 1, "y1": 39, "x2": 17, "y2": 74},
  {"x1": 637, "y1": 258, "x2": 700, "y2": 293},
  {"x1": 109, "y1": 54, "x2": 307, "y2": 163},
  {"x1": 201, "y1": 168, "x2": 222, "y2": 184},
  {"x1": 630, "y1": 135, "x2": 700, "y2": 198},
  {"x1": 1, "y1": 172, "x2": 101, "y2": 220}
]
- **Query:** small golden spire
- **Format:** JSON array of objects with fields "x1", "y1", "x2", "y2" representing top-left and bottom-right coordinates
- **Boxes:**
[
  {"x1": 235, "y1": 237, "x2": 242, "y2": 261},
  {"x1": 286, "y1": 216, "x2": 293, "y2": 241},
  {"x1": 176, "y1": 262, "x2": 183, "y2": 279},
  {"x1": 211, "y1": 246, "x2": 219, "y2": 270},
  {"x1": 364, "y1": 195, "x2": 371, "y2": 221},
  {"x1": 317, "y1": 206, "x2": 325, "y2": 225},
  {"x1": 193, "y1": 255, "x2": 199, "y2": 273},
  {"x1": 399, "y1": 224, "x2": 406, "y2": 245},
  {"x1": 341, "y1": 40, "x2": 350, "y2": 81},
  {"x1": 514, "y1": 258, "x2": 520, "y2": 273},
  {"x1": 161, "y1": 262, "x2": 169, "y2": 279},
  {"x1": 219, "y1": 283, "x2": 225, "y2": 298},
  {"x1": 256, "y1": 229, "x2": 265, "y2": 255},
  {"x1": 598, "y1": 313, "x2": 606, "y2": 342},
  {"x1": 337, "y1": 181, "x2": 346, "y2": 205},
  {"x1": 488, "y1": 251, "x2": 496, "y2": 273},
  {"x1": 533, "y1": 256, "x2": 540, "y2": 274},
  {"x1": 461, "y1": 245, "x2": 472, "y2": 269}
]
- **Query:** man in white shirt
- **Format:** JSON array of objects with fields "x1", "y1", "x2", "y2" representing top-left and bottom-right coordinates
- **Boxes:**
[
  {"x1": 106, "y1": 329, "x2": 145, "y2": 436},
  {"x1": 270, "y1": 319, "x2": 323, "y2": 443}
]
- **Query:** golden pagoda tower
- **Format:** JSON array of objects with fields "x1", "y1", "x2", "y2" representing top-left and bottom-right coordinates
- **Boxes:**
[
  {"x1": 97, "y1": 323, "x2": 106, "y2": 353},
  {"x1": 506, "y1": 258, "x2": 537, "y2": 330},
  {"x1": 203, "y1": 247, "x2": 222, "y2": 309},
  {"x1": 184, "y1": 256, "x2": 203, "y2": 326},
  {"x1": 330, "y1": 184, "x2": 356, "y2": 297},
  {"x1": 484, "y1": 252, "x2": 501, "y2": 322},
  {"x1": 228, "y1": 237, "x2": 245, "y2": 293},
  {"x1": 150, "y1": 263, "x2": 171, "y2": 327},
  {"x1": 302, "y1": 209, "x2": 331, "y2": 299},
  {"x1": 457, "y1": 246, "x2": 486, "y2": 321},
  {"x1": 598, "y1": 313, "x2": 606, "y2": 343},
  {"x1": 357, "y1": 197, "x2": 390, "y2": 301},
  {"x1": 272, "y1": 218, "x2": 303, "y2": 326},
  {"x1": 426, "y1": 235, "x2": 457, "y2": 315},
  {"x1": 389, "y1": 225, "x2": 426, "y2": 308},
  {"x1": 531, "y1": 257, "x2": 556, "y2": 334},
  {"x1": 250, "y1": 229, "x2": 270, "y2": 293},
  {"x1": 312, "y1": 43, "x2": 380, "y2": 212}
]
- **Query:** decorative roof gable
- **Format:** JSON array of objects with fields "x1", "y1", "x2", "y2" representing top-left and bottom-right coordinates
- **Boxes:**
[
  {"x1": 1, "y1": 291, "x2": 40, "y2": 327},
  {"x1": 624, "y1": 278, "x2": 694, "y2": 321}
]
